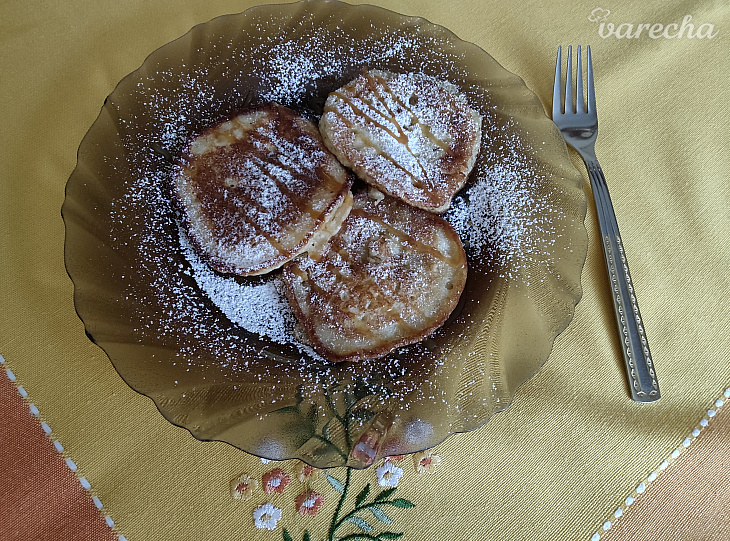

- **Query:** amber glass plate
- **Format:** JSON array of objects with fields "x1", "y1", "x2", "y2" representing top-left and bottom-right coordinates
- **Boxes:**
[{"x1": 63, "y1": 0, "x2": 587, "y2": 468}]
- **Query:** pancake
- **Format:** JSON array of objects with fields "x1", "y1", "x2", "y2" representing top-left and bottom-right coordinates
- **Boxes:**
[
  {"x1": 282, "y1": 188, "x2": 468, "y2": 362},
  {"x1": 319, "y1": 69, "x2": 482, "y2": 213},
  {"x1": 171, "y1": 103, "x2": 353, "y2": 276}
]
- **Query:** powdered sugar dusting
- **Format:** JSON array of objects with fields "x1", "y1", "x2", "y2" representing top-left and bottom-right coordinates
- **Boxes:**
[
  {"x1": 179, "y1": 227, "x2": 299, "y2": 346},
  {"x1": 321, "y1": 69, "x2": 477, "y2": 211},
  {"x1": 109, "y1": 23, "x2": 557, "y2": 361},
  {"x1": 89, "y1": 4, "x2": 584, "y2": 465},
  {"x1": 446, "y1": 114, "x2": 563, "y2": 284}
]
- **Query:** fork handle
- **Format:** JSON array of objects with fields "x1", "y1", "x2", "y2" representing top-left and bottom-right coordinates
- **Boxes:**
[{"x1": 584, "y1": 158, "x2": 660, "y2": 402}]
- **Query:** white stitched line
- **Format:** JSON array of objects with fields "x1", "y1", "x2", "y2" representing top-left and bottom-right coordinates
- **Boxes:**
[
  {"x1": 589, "y1": 387, "x2": 730, "y2": 540},
  {"x1": 1, "y1": 357, "x2": 123, "y2": 539}
]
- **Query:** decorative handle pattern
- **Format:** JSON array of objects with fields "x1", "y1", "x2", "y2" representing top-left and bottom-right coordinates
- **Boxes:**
[{"x1": 586, "y1": 159, "x2": 660, "y2": 402}]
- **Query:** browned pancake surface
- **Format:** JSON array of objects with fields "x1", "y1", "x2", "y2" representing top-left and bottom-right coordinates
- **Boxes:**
[
  {"x1": 320, "y1": 70, "x2": 482, "y2": 213},
  {"x1": 282, "y1": 189, "x2": 468, "y2": 362},
  {"x1": 172, "y1": 104, "x2": 353, "y2": 276}
]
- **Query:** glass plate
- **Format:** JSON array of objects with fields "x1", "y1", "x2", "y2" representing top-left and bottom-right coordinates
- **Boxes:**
[{"x1": 63, "y1": 0, "x2": 587, "y2": 468}]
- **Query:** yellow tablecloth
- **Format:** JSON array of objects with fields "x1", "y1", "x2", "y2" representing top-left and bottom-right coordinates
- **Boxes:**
[{"x1": 1, "y1": 1, "x2": 729, "y2": 540}]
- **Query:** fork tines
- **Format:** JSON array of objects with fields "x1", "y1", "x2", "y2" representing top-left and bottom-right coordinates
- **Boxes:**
[{"x1": 553, "y1": 45, "x2": 596, "y2": 117}]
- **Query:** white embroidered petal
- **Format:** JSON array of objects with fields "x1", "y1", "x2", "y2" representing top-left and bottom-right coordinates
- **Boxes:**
[
  {"x1": 253, "y1": 503, "x2": 282, "y2": 530},
  {"x1": 376, "y1": 460, "x2": 404, "y2": 488}
]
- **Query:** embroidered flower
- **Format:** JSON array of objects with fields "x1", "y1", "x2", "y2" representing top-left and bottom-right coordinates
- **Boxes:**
[
  {"x1": 262, "y1": 468, "x2": 291, "y2": 494},
  {"x1": 376, "y1": 459, "x2": 404, "y2": 488},
  {"x1": 230, "y1": 473, "x2": 258, "y2": 501},
  {"x1": 413, "y1": 450, "x2": 441, "y2": 474},
  {"x1": 295, "y1": 461, "x2": 320, "y2": 483},
  {"x1": 253, "y1": 503, "x2": 282, "y2": 530},
  {"x1": 386, "y1": 454, "x2": 406, "y2": 463},
  {"x1": 295, "y1": 489, "x2": 325, "y2": 516}
]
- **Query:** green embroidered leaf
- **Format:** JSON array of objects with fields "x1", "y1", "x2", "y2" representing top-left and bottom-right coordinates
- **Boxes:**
[
  {"x1": 303, "y1": 532, "x2": 311, "y2": 541},
  {"x1": 282, "y1": 529, "x2": 293, "y2": 541},
  {"x1": 368, "y1": 506, "x2": 392, "y2": 524},
  {"x1": 374, "y1": 487, "x2": 397, "y2": 502},
  {"x1": 326, "y1": 473, "x2": 345, "y2": 494},
  {"x1": 378, "y1": 532, "x2": 404, "y2": 540},
  {"x1": 345, "y1": 516, "x2": 373, "y2": 532},
  {"x1": 355, "y1": 483, "x2": 371, "y2": 507},
  {"x1": 390, "y1": 498, "x2": 415, "y2": 508}
]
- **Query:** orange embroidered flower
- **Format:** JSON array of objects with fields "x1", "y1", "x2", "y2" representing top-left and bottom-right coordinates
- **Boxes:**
[
  {"x1": 386, "y1": 454, "x2": 406, "y2": 463},
  {"x1": 262, "y1": 468, "x2": 291, "y2": 494},
  {"x1": 230, "y1": 473, "x2": 258, "y2": 500},
  {"x1": 295, "y1": 461, "x2": 320, "y2": 483},
  {"x1": 295, "y1": 490, "x2": 325, "y2": 516},
  {"x1": 413, "y1": 450, "x2": 441, "y2": 474}
]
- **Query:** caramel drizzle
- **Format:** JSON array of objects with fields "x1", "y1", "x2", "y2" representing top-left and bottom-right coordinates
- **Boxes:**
[
  {"x1": 327, "y1": 246, "x2": 422, "y2": 335},
  {"x1": 363, "y1": 72, "x2": 454, "y2": 156},
  {"x1": 349, "y1": 208, "x2": 460, "y2": 266},
  {"x1": 329, "y1": 72, "x2": 455, "y2": 193},
  {"x1": 326, "y1": 111, "x2": 425, "y2": 190},
  {"x1": 216, "y1": 158, "x2": 308, "y2": 256},
  {"x1": 299, "y1": 232, "x2": 424, "y2": 341},
  {"x1": 330, "y1": 90, "x2": 430, "y2": 189},
  {"x1": 189, "y1": 163, "x2": 286, "y2": 256},
  {"x1": 217, "y1": 129, "x2": 346, "y2": 256},
  {"x1": 245, "y1": 157, "x2": 319, "y2": 221},
  {"x1": 358, "y1": 74, "x2": 431, "y2": 183},
  {"x1": 305, "y1": 277, "x2": 392, "y2": 342},
  {"x1": 246, "y1": 129, "x2": 343, "y2": 222},
  {"x1": 234, "y1": 203, "x2": 288, "y2": 256}
]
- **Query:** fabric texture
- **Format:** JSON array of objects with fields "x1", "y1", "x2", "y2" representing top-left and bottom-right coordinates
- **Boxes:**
[
  {"x1": 602, "y1": 400, "x2": 730, "y2": 541},
  {"x1": 0, "y1": 366, "x2": 118, "y2": 541},
  {"x1": 1, "y1": 1, "x2": 729, "y2": 540}
]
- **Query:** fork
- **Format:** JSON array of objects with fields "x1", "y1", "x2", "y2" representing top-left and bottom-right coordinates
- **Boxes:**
[{"x1": 552, "y1": 45, "x2": 660, "y2": 402}]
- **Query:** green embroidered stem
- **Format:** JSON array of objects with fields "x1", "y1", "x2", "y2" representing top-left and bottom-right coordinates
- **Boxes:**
[
  {"x1": 288, "y1": 473, "x2": 412, "y2": 541},
  {"x1": 312, "y1": 434, "x2": 349, "y2": 463},
  {"x1": 327, "y1": 467, "x2": 352, "y2": 541}
]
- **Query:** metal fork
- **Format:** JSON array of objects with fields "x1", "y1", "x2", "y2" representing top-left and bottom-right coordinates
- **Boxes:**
[{"x1": 552, "y1": 45, "x2": 660, "y2": 402}]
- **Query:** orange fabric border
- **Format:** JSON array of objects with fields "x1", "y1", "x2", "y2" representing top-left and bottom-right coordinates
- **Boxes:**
[
  {"x1": 0, "y1": 364, "x2": 118, "y2": 541},
  {"x1": 599, "y1": 391, "x2": 730, "y2": 541}
]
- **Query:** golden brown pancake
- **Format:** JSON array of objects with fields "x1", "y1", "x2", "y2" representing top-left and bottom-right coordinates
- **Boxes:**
[
  {"x1": 320, "y1": 70, "x2": 482, "y2": 213},
  {"x1": 172, "y1": 103, "x2": 353, "y2": 276},
  {"x1": 282, "y1": 188, "x2": 468, "y2": 362}
]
